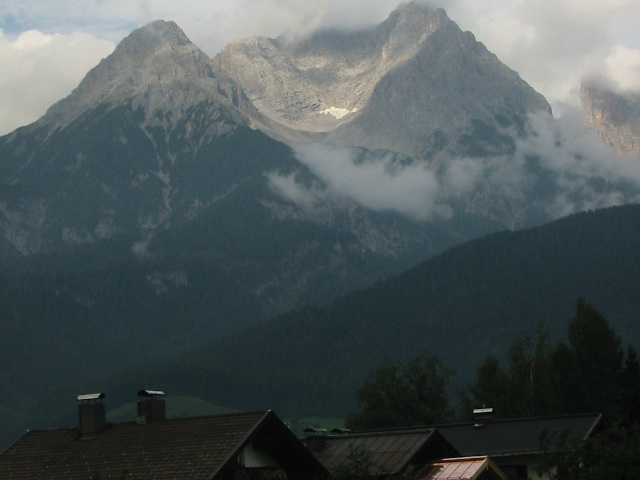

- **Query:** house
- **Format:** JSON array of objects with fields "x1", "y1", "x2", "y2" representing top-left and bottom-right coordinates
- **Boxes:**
[
  {"x1": 415, "y1": 456, "x2": 506, "y2": 480},
  {"x1": 0, "y1": 391, "x2": 328, "y2": 480},
  {"x1": 302, "y1": 427, "x2": 460, "y2": 477},
  {"x1": 435, "y1": 411, "x2": 606, "y2": 480}
]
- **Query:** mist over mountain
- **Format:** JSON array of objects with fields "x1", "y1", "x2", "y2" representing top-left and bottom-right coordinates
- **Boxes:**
[{"x1": 220, "y1": 3, "x2": 640, "y2": 227}]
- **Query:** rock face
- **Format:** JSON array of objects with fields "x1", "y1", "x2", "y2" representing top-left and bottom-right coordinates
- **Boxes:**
[
  {"x1": 217, "y1": 3, "x2": 551, "y2": 159},
  {"x1": 581, "y1": 81, "x2": 640, "y2": 157}
]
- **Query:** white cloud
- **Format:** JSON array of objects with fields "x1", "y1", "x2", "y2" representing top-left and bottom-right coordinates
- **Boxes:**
[
  {"x1": 267, "y1": 172, "x2": 324, "y2": 210},
  {"x1": 285, "y1": 145, "x2": 449, "y2": 221},
  {"x1": 268, "y1": 112, "x2": 640, "y2": 225},
  {"x1": 0, "y1": 29, "x2": 114, "y2": 134},
  {"x1": 438, "y1": 0, "x2": 640, "y2": 112},
  {"x1": 603, "y1": 45, "x2": 640, "y2": 92}
]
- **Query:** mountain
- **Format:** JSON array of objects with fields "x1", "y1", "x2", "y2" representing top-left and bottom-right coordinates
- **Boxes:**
[
  {"x1": 217, "y1": 3, "x2": 551, "y2": 159},
  {"x1": 0, "y1": 11, "x2": 519, "y2": 446},
  {"x1": 581, "y1": 81, "x2": 640, "y2": 157},
  {"x1": 0, "y1": 20, "x2": 251, "y2": 255}
]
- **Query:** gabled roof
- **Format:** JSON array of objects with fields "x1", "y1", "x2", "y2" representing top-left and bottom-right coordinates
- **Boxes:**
[
  {"x1": 0, "y1": 410, "x2": 327, "y2": 480},
  {"x1": 436, "y1": 413, "x2": 605, "y2": 458},
  {"x1": 415, "y1": 456, "x2": 507, "y2": 480},
  {"x1": 308, "y1": 428, "x2": 460, "y2": 476}
]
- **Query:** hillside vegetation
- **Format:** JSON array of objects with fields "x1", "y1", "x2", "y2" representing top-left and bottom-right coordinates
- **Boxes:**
[{"x1": 95, "y1": 203, "x2": 640, "y2": 419}]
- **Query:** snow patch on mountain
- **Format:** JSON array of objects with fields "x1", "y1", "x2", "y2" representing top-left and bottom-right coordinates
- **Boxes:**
[{"x1": 320, "y1": 107, "x2": 357, "y2": 119}]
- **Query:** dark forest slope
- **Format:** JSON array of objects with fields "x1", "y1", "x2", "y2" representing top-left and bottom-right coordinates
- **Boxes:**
[{"x1": 94, "y1": 203, "x2": 640, "y2": 421}]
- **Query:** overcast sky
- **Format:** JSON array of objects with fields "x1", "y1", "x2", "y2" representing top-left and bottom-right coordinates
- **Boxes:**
[{"x1": 1, "y1": 0, "x2": 639, "y2": 136}]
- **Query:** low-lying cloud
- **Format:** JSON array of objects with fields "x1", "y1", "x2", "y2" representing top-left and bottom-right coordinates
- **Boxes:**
[{"x1": 268, "y1": 111, "x2": 640, "y2": 226}]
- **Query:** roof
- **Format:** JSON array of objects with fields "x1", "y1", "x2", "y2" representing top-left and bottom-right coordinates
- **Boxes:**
[
  {"x1": 0, "y1": 410, "x2": 327, "y2": 480},
  {"x1": 436, "y1": 413, "x2": 604, "y2": 458},
  {"x1": 309, "y1": 428, "x2": 460, "y2": 475},
  {"x1": 416, "y1": 456, "x2": 507, "y2": 480}
]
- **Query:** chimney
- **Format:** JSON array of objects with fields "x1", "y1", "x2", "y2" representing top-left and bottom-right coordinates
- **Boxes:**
[
  {"x1": 473, "y1": 407, "x2": 495, "y2": 428},
  {"x1": 77, "y1": 393, "x2": 106, "y2": 437},
  {"x1": 136, "y1": 389, "x2": 166, "y2": 424}
]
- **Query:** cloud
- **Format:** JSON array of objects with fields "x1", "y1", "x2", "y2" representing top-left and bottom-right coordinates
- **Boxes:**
[
  {"x1": 437, "y1": 0, "x2": 640, "y2": 111},
  {"x1": 171, "y1": 0, "x2": 402, "y2": 57},
  {"x1": 268, "y1": 112, "x2": 640, "y2": 226},
  {"x1": 285, "y1": 145, "x2": 450, "y2": 221},
  {"x1": 602, "y1": 45, "x2": 640, "y2": 92},
  {"x1": 518, "y1": 109, "x2": 640, "y2": 216},
  {"x1": 0, "y1": 29, "x2": 114, "y2": 135}
]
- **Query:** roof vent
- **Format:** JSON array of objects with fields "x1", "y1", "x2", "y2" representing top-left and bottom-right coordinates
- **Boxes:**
[
  {"x1": 77, "y1": 392, "x2": 106, "y2": 437},
  {"x1": 473, "y1": 407, "x2": 495, "y2": 428},
  {"x1": 136, "y1": 389, "x2": 166, "y2": 424}
]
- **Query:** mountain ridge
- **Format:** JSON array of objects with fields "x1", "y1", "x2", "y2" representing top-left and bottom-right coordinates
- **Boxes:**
[{"x1": 216, "y1": 2, "x2": 551, "y2": 159}]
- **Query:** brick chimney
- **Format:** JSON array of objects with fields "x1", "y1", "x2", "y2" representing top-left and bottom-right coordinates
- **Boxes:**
[
  {"x1": 136, "y1": 390, "x2": 166, "y2": 424},
  {"x1": 77, "y1": 393, "x2": 106, "y2": 437}
]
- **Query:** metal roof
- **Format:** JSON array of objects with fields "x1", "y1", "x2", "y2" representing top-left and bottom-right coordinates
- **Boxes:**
[
  {"x1": 416, "y1": 456, "x2": 507, "y2": 480},
  {"x1": 436, "y1": 413, "x2": 604, "y2": 457},
  {"x1": 311, "y1": 428, "x2": 459, "y2": 475}
]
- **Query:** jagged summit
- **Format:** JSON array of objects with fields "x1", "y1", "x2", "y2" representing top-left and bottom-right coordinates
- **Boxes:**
[
  {"x1": 382, "y1": 2, "x2": 449, "y2": 34},
  {"x1": 216, "y1": 3, "x2": 550, "y2": 159},
  {"x1": 121, "y1": 19, "x2": 192, "y2": 51},
  {"x1": 216, "y1": 4, "x2": 449, "y2": 137},
  {"x1": 41, "y1": 20, "x2": 251, "y2": 130}
]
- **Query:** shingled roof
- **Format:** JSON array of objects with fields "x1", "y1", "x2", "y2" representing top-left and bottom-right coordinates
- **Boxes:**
[{"x1": 0, "y1": 410, "x2": 328, "y2": 480}]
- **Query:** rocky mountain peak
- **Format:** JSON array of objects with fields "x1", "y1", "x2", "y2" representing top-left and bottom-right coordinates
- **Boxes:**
[
  {"x1": 384, "y1": 2, "x2": 449, "y2": 32},
  {"x1": 581, "y1": 81, "x2": 640, "y2": 157},
  {"x1": 118, "y1": 19, "x2": 192, "y2": 53},
  {"x1": 215, "y1": 6, "x2": 454, "y2": 137},
  {"x1": 41, "y1": 20, "x2": 251, "y2": 130},
  {"x1": 216, "y1": 4, "x2": 550, "y2": 159}
]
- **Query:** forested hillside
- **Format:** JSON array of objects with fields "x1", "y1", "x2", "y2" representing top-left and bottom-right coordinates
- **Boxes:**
[{"x1": 91, "y1": 203, "x2": 640, "y2": 421}]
